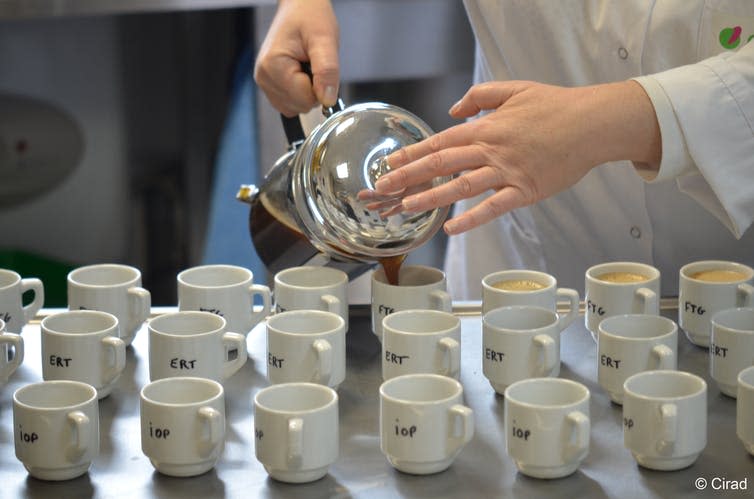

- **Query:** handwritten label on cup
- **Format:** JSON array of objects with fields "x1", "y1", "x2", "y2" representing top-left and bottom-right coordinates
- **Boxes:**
[
  {"x1": 49, "y1": 355, "x2": 73, "y2": 367},
  {"x1": 385, "y1": 351, "x2": 410, "y2": 365},
  {"x1": 170, "y1": 358, "x2": 197, "y2": 369},
  {"x1": 484, "y1": 348, "x2": 505, "y2": 362},
  {"x1": 267, "y1": 353, "x2": 284, "y2": 368}
]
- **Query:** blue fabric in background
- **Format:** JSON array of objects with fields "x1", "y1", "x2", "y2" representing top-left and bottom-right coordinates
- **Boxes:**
[{"x1": 202, "y1": 46, "x2": 266, "y2": 284}]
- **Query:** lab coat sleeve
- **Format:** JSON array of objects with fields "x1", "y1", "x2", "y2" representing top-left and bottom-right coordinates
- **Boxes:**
[{"x1": 632, "y1": 41, "x2": 754, "y2": 239}]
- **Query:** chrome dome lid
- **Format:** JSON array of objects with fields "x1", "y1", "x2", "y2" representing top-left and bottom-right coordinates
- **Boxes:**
[{"x1": 292, "y1": 102, "x2": 451, "y2": 261}]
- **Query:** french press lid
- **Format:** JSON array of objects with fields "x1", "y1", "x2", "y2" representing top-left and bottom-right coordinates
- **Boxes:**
[{"x1": 292, "y1": 102, "x2": 451, "y2": 261}]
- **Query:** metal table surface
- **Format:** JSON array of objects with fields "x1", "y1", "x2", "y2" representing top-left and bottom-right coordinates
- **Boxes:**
[{"x1": 1, "y1": 304, "x2": 751, "y2": 499}]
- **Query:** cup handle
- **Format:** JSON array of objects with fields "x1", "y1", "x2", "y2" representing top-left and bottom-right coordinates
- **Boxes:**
[
  {"x1": 657, "y1": 403, "x2": 677, "y2": 455},
  {"x1": 20, "y1": 278, "x2": 44, "y2": 325},
  {"x1": 321, "y1": 294, "x2": 340, "y2": 315},
  {"x1": 635, "y1": 287, "x2": 658, "y2": 315},
  {"x1": 287, "y1": 417, "x2": 304, "y2": 469},
  {"x1": 564, "y1": 410, "x2": 590, "y2": 463},
  {"x1": 533, "y1": 333, "x2": 557, "y2": 376},
  {"x1": 430, "y1": 290, "x2": 452, "y2": 313},
  {"x1": 248, "y1": 284, "x2": 272, "y2": 330},
  {"x1": 448, "y1": 404, "x2": 474, "y2": 452},
  {"x1": 128, "y1": 286, "x2": 151, "y2": 332},
  {"x1": 737, "y1": 283, "x2": 754, "y2": 306},
  {"x1": 221, "y1": 332, "x2": 248, "y2": 380},
  {"x1": 198, "y1": 406, "x2": 224, "y2": 458},
  {"x1": 66, "y1": 410, "x2": 90, "y2": 461},
  {"x1": 312, "y1": 338, "x2": 332, "y2": 385},
  {"x1": 101, "y1": 336, "x2": 126, "y2": 384},
  {"x1": 650, "y1": 344, "x2": 675, "y2": 370},
  {"x1": 555, "y1": 287, "x2": 580, "y2": 330},
  {"x1": 0, "y1": 333, "x2": 24, "y2": 380},
  {"x1": 438, "y1": 337, "x2": 461, "y2": 379}
]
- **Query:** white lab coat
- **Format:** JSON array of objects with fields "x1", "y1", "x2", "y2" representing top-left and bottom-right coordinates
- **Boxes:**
[{"x1": 447, "y1": 0, "x2": 754, "y2": 299}]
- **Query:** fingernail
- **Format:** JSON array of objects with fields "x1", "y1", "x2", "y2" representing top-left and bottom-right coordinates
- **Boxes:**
[
  {"x1": 402, "y1": 196, "x2": 418, "y2": 212},
  {"x1": 449, "y1": 99, "x2": 462, "y2": 115},
  {"x1": 444, "y1": 220, "x2": 459, "y2": 234},
  {"x1": 323, "y1": 85, "x2": 337, "y2": 106}
]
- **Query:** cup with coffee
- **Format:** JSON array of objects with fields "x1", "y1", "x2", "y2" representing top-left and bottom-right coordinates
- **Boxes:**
[
  {"x1": 0, "y1": 268, "x2": 44, "y2": 333},
  {"x1": 0, "y1": 319, "x2": 24, "y2": 382},
  {"x1": 584, "y1": 262, "x2": 660, "y2": 342},
  {"x1": 709, "y1": 307, "x2": 754, "y2": 397},
  {"x1": 482, "y1": 269, "x2": 579, "y2": 328},
  {"x1": 679, "y1": 260, "x2": 754, "y2": 347},
  {"x1": 622, "y1": 370, "x2": 707, "y2": 471},
  {"x1": 67, "y1": 264, "x2": 150, "y2": 346},
  {"x1": 371, "y1": 265, "x2": 451, "y2": 341}
]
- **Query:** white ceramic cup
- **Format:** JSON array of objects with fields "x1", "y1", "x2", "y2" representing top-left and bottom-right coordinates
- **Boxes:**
[
  {"x1": 504, "y1": 378, "x2": 590, "y2": 479},
  {"x1": 140, "y1": 376, "x2": 226, "y2": 477},
  {"x1": 597, "y1": 314, "x2": 678, "y2": 404},
  {"x1": 13, "y1": 380, "x2": 99, "y2": 481},
  {"x1": 41, "y1": 310, "x2": 126, "y2": 399},
  {"x1": 710, "y1": 307, "x2": 754, "y2": 397},
  {"x1": 371, "y1": 265, "x2": 451, "y2": 341},
  {"x1": 253, "y1": 382, "x2": 339, "y2": 483},
  {"x1": 622, "y1": 370, "x2": 707, "y2": 471},
  {"x1": 148, "y1": 311, "x2": 247, "y2": 383},
  {"x1": 482, "y1": 269, "x2": 579, "y2": 328},
  {"x1": 482, "y1": 306, "x2": 566, "y2": 394},
  {"x1": 274, "y1": 266, "x2": 349, "y2": 331},
  {"x1": 0, "y1": 268, "x2": 44, "y2": 333},
  {"x1": 736, "y1": 365, "x2": 754, "y2": 455},
  {"x1": 679, "y1": 260, "x2": 754, "y2": 347},
  {"x1": 0, "y1": 319, "x2": 24, "y2": 382},
  {"x1": 67, "y1": 264, "x2": 150, "y2": 346},
  {"x1": 177, "y1": 264, "x2": 272, "y2": 336},
  {"x1": 584, "y1": 262, "x2": 660, "y2": 342},
  {"x1": 381, "y1": 310, "x2": 461, "y2": 381},
  {"x1": 379, "y1": 374, "x2": 474, "y2": 475},
  {"x1": 265, "y1": 310, "x2": 346, "y2": 389}
]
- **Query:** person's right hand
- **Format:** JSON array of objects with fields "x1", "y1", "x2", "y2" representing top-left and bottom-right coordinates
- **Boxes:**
[{"x1": 254, "y1": 0, "x2": 340, "y2": 117}]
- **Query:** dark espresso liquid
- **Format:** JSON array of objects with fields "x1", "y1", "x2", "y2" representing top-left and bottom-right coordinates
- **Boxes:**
[{"x1": 379, "y1": 254, "x2": 406, "y2": 286}]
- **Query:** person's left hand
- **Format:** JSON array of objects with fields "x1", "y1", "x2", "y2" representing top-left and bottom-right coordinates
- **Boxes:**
[{"x1": 369, "y1": 79, "x2": 660, "y2": 235}]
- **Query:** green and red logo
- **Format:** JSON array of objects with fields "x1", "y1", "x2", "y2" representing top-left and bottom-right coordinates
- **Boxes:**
[
  {"x1": 719, "y1": 26, "x2": 754, "y2": 49},
  {"x1": 719, "y1": 26, "x2": 742, "y2": 49}
]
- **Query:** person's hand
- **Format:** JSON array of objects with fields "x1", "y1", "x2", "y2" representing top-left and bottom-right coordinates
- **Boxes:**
[
  {"x1": 254, "y1": 0, "x2": 340, "y2": 116},
  {"x1": 372, "y1": 80, "x2": 661, "y2": 235}
]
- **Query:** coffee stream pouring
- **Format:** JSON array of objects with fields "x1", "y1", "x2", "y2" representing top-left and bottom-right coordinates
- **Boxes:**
[{"x1": 238, "y1": 76, "x2": 451, "y2": 281}]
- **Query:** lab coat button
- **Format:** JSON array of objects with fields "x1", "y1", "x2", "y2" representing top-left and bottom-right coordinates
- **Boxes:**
[
  {"x1": 630, "y1": 226, "x2": 641, "y2": 238},
  {"x1": 618, "y1": 47, "x2": 629, "y2": 60}
]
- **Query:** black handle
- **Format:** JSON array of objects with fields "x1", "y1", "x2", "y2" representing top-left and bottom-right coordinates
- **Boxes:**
[
  {"x1": 280, "y1": 62, "x2": 314, "y2": 146},
  {"x1": 279, "y1": 62, "x2": 345, "y2": 146}
]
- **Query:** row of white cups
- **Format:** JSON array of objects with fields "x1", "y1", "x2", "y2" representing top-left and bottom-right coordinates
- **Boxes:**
[{"x1": 1, "y1": 259, "x2": 754, "y2": 483}]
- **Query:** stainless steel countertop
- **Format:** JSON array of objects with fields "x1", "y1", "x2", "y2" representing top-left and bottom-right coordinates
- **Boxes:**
[{"x1": 1, "y1": 304, "x2": 751, "y2": 498}]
